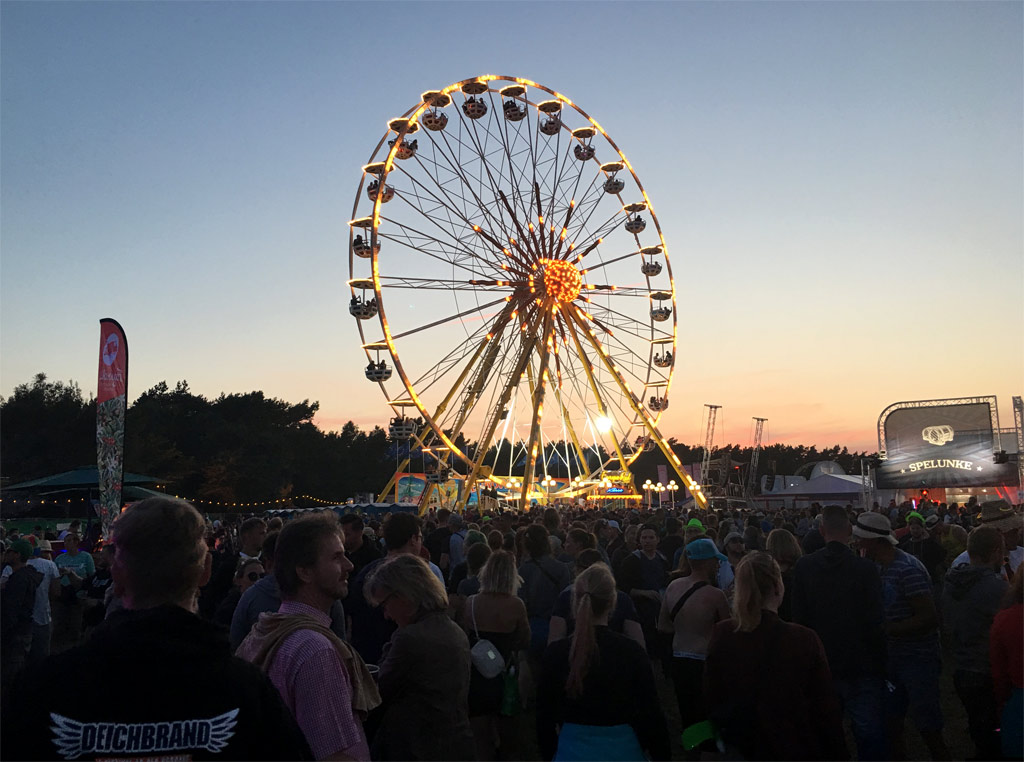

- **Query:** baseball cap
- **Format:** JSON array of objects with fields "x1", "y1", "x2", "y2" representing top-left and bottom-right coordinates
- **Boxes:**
[
  {"x1": 686, "y1": 538, "x2": 728, "y2": 562},
  {"x1": 686, "y1": 518, "x2": 704, "y2": 531},
  {"x1": 606, "y1": 520, "x2": 620, "y2": 530},
  {"x1": 906, "y1": 511, "x2": 925, "y2": 526},
  {"x1": 7, "y1": 539, "x2": 34, "y2": 562}
]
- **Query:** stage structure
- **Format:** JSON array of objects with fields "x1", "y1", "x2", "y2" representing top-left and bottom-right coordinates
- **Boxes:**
[
  {"x1": 347, "y1": 75, "x2": 704, "y2": 512},
  {"x1": 875, "y1": 396, "x2": 1017, "y2": 492}
]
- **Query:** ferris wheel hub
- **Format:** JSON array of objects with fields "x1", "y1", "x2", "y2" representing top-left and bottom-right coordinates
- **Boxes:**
[{"x1": 537, "y1": 259, "x2": 582, "y2": 303}]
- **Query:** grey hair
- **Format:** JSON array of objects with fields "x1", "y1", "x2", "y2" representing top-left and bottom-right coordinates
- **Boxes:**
[{"x1": 364, "y1": 554, "x2": 448, "y2": 613}]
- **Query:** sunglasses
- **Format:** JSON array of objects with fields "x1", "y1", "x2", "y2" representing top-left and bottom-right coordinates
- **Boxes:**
[{"x1": 246, "y1": 572, "x2": 266, "y2": 582}]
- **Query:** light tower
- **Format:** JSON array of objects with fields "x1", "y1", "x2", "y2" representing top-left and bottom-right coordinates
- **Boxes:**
[
  {"x1": 746, "y1": 417, "x2": 767, "y2": 497},
  {"x1": 699, "y1": 405, "x2": 721, "y2": 495}
]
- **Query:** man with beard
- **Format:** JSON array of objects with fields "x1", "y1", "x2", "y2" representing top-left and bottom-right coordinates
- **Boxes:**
[{"x1": 238, "y1": 515, "x2": 379, "y2": 761}]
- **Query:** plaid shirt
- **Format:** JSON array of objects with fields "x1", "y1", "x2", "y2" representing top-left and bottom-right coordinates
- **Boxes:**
[{"x1": 268, "y1": 601, "x2": 370, "y2": 761}]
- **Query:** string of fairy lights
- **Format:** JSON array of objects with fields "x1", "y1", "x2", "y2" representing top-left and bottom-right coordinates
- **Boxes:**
[{"x1": 0, "y1": 493, "x2": 349, "y2": 509}]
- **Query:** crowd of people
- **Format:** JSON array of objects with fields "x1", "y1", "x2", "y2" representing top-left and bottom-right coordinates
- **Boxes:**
[{"x1": 0, "y1": 494, "x2": 1021, "y2": 761}]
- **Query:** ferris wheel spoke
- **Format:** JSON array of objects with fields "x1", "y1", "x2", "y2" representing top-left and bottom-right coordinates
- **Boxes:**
[
  {"x1": 377, "y1": 215, "x2": 503, "y2": 279},
  {"x1": 579, "y1": 254, "x2": 654, "y2": 276},
  {"x1": 392, "y1": 159, "x2": 501, "y2": 246},
  {"x1": 389, "y1": 297, "x2": 508, "y2": 342},
  {"x1": 387, "y1": 164, "x2": 509, "y2": 273},
  {"x1": 375, "y1": 231, "x2": 492, "y2": 279},
  {"x1": 408, "y1": 325, "x2": 493, "y2": 396},
  {"x1": 412, "y1": 131, "x2": 510, "y2": 252},
  {"x1": 432, "y1": 300, "x2": 531, "y2": 432},
  {"x1": 378, "y1": 276, "x2": 512, "y2": 292},
  {"x1": 578, "y1": 311, "x2": 651, "y2": 349},
  {"x1": 557, "y1": 171, "x2": 613, "y2": 244},
  {"x1": 582, "y1": 300, "x2": 653, "y2": 336},
  {"x1": 460, "y1": 98, "x2": 532, "y2": 235},
  {"x1": 432, "y1": 125, "x2": 517, "y2": 246},
  {"x1": 489, "y1": 91, "x2": 541, "y2": 231},
  {"x1": 566, "y1": 206, "x2": 627, "y2": 265},
  {"x1": 462, "y1": 313, "x2": 543, "y2": 480},
  {"x1": 556, "y1": 325, "x2": 639, "y2": 438},
  {"x1": 412, "y1": 301, "x2": 517, "y2": 421},
  {"x1": 541, "y1": 126, "x2": 590, "y2": 226},
  {"x1": 567, "y1": 302, "x2": 668, "y2": 420}
]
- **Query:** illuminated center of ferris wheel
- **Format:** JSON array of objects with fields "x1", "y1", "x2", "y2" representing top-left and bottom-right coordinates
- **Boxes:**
[{"x1": 535, "y1": 259, "x2": 582, "y2": 303}]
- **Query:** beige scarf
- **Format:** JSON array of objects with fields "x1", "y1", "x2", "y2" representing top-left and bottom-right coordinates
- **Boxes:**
[{"x1": 237, "y1": 611, "x2": 382, "y2": 714}]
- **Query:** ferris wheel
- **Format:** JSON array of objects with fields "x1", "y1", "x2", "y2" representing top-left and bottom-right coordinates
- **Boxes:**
[{"x1": 348, "y1": 75, "x2": 698, "y2": 510}]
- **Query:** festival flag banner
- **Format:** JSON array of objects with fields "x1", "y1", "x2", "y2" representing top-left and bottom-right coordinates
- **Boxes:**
[{"x1": 97, "y1": 319, "x2": 128, "y2": 535}]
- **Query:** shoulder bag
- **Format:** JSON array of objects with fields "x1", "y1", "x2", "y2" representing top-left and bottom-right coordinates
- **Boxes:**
[{"x1": 469, "y1": 596, "x2": 506, "y2": 679}]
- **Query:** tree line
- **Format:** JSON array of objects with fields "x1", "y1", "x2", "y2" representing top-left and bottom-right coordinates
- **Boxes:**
[{"x1": 1, "y1": 373, "x2": 876, "y2": 508}]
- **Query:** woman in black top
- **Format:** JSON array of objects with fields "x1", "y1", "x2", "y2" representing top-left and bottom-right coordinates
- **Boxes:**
[
  {"x1": 459, "y1": 550, "x2": 530, "y2": 761},
  {"x1": 537, "y1": 563, "x2": 670, "y2": 761}
]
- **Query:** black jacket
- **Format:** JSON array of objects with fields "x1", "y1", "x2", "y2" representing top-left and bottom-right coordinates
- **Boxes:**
[
  {"x1": 942, "y1": 563, "x2": 1008, "y2": 674},
  {"x1": 2, "y1": 605, "x2": 313, "y2": 761},
  {"x1": 537, "y1": 626, "x2": 670, "y2": 761},
  {"x1": 792, "y1": 541, "x2": 887, "y2": 680}
]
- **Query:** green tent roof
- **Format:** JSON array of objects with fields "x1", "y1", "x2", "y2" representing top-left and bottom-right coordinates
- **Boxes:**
[{"x1": 3, "y1": 466, "x2": 165, "y2": 491}]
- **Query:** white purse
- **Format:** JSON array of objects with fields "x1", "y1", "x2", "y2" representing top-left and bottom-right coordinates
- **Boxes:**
[{"x1": 469, "y1": 596, "x2": 505, "y2": 678}]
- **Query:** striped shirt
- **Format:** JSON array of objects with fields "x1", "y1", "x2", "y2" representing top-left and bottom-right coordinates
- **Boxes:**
[{"x1": 267, "y1": 600, "x2": 370, "y2": 761}]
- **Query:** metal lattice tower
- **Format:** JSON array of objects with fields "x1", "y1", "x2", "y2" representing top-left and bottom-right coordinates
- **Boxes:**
[
  {"x1": 1014, "y1": 396, "x2": 1023, "y2": 501},
  {"x1": 746, "y1": 417, "x2": 767, "y2": 496},
  {"x1": 700, "y1": 405, "x2": 721, "y2": 492}
]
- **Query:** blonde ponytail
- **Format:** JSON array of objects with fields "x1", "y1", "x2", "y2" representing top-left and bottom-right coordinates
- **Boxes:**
[
  {"x1": 566, "y1": 563, "x2": 615, "y2": 698},
  {"x1": 732, "y1": 552, "x2": 782, "y2": 632}
]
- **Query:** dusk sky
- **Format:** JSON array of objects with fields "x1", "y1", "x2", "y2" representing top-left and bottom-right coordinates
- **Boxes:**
[{"x1": 2, "y1": 1, "x2": 1021, "y2": 455}]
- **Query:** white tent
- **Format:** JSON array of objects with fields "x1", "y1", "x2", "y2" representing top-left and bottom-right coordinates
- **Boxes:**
[{"x1": 754, "y1": 473, "x2": 868, "y2": 509}]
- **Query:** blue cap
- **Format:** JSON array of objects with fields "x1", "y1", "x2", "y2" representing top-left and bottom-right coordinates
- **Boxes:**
[{"x1": 685, "y1": 538, "x2": 727, "y2": 562}]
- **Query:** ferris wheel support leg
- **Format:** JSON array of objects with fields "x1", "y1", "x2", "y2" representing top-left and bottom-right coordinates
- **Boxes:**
[
  {"x1": 456, "y1": 317, "x2": 542, "y2": 513},
  {"x1": 440, "y1": 304, "x2": 517, "y2": 442},
  {"x1": 519, "y1": 310, "x2": 557, "y2": 512},
  {"x1": 567, "y1": 306, "x2": 706, "y2": 509},
  {"x1": 561, "y1": 307, "x2": 631, "y2": 474}
]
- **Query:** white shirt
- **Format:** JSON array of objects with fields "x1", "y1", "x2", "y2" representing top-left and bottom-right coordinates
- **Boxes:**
[
  {"x1": 717, "y1": 559, "x2": 735, "y2": 591},
  {"x1": 27, "y1": 557, "x2": 60, "y2": 625},
  {"x1": 951, "y1": 545, "x2": 1023, "y2": 578}
]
